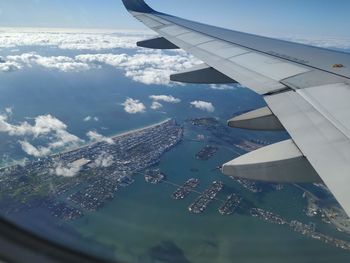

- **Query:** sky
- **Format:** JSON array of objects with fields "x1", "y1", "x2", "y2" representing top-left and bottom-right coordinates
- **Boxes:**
[{"x1": 0, "y1": 0, "x2": 350, "y2": 38}]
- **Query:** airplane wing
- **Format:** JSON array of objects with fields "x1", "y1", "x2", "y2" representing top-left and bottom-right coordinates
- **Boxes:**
[{"x1": 122, "y1": 0, "x2": 350, "y2": 216}]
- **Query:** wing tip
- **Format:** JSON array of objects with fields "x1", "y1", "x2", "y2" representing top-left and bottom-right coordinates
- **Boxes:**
[{"x1": 121, "y1": 0, "x2": 155, "y2": 13}]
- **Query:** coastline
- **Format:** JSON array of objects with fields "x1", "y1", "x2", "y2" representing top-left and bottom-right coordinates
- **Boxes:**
[
  {"x1": 109, "y1": 118, "x2": 171, "y2": 139},
  {"x1": 0, "y1": 118, "x2": 172, "y2": 169}
]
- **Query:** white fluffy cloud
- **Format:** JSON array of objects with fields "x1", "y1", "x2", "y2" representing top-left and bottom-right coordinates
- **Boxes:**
[
  {"x1": 0, "y1": 29, "x2": 201, "y2": 85},
  {"x1": 190, "y1": 101, "x2": 215, "y2": 112},
  {"x1": 0, "y1": 111, "x2": 82, "y2": 157},
  {"x1": 0, "y1": 59, "x2": 22, "y2": 72},
  {"x1": 149, "y1": 95, "x2": 181, "y2": 103},
  {"x1": 1, "y1": 28, "x2": 349, "y2": 52},
  {"x1": 121, "y1": 98, "x2": 146, "y2": 114},
  {"x1": 86, "y1": 131, "x2": 114, "y2": 145},
  {"x1": 19, "y1": 141, "x2": 51, "y2": 158},
  {"x1": 0, "y1": 28, "x2": 150, "y2": 50},
  {"x1": 0, "y1": 113, "x2": 66, "y2": 137},
  {"x1": 93, "y1": 152, "x2": 114, "y2": 168},
  {"x1": 210, "y1": 84, "x2": 237, "y2": 91},
  {"x1": 76, "y1": 52, "x2": 200, "y2": 85},
  {"x1": 7, "y1": 53, "x2": 90, "y2": 72},
  {"x1": 2, "y1": 51, "x2": 199, "y2": 85},
  {"x1": 151, "y1": 101, "x2": 163, "y2": 110},
  {"x1": 52, "y1": 162, "x2": 81, "y2": 177}
]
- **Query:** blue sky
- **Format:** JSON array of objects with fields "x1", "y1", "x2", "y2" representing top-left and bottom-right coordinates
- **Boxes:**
[{"x1": 0, "y1": 0, "x2": 349, "y2": 37}]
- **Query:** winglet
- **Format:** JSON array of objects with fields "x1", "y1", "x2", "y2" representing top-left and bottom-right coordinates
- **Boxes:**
[{"x1": 121, "y1": 0, "x2": 155, "y2": 13}]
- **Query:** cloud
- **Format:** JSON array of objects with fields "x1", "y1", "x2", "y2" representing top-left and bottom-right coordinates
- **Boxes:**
[
  {"x1": 7, "y1": 53, "x2": 90, "y2": 72},
  {"x1": 1, "y1": 28, "x2": 349, "y2": 52},
  {"x1": 86, "y1": 131, "x2": 114, "y2": 145},
  {"x1": 151, "y1": 101, "x2": 163, "y2": 110},
  {"x1": 93, "y1": 152, "x2": 114, "y2": 168},
  {"x1": 282, "y1": 35, "x2": 350, "y2": 49},
  {"x1": 84, "y1": 116, "x2": 92, "y2": 122},
  {"x1": 0, "y1": 57, "x2": 22, "y2": 72},
  {"x1": 0, "y1": 111, "x2": 83, "y2": 157},
  {"x1": 5, "y1": 107, "x2": 13, "y2": 115},
  {"x1": 75, "y1": 53, "x2": 128, "y2": 67},
  {"x1": 51, "y1": 162, "x2": 81, "y2": 177},
  {"x1": 190, "y1": 101, "x2": 215, "y2": 112},
  {"x1": 84, "y1": 116, "x2": 99, "y2": 122},
  {"x1": 121, "y1": 98, "x2": 146, "y2": 114},
  {"x1": 47, "y1": 130, "x2": 82, "y2": 149},
  {"x1": 149, "y1": 95, "x2": 181, "y2": 103},
  {"x1": 19, "y1": 141, "x2": 51, "y2": 157},
  {"x1": 0, "y1": 113, "x2": 67, "y2": 137},
  {"x1": 210, "y1": 84, "x2": 237, "y2": 91},
  {"x1": 76, "y1": 52, "x2": 200, "y2": 85},
  {"x1": 3, "y1": 50, "x2": 199, "y2": 85},
  {"x1": 0, "y1": 29, "x2": 150, "y2": 51}
]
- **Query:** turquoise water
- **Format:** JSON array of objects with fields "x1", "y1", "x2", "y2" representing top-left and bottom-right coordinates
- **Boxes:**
[{"x1": 0, "y1": 46, "x2": 350, "y2": 263}]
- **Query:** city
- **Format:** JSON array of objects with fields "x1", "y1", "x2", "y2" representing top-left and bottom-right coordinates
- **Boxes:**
[{"x1": 0, "y1": 119, "x2": 183, "y2": 219}]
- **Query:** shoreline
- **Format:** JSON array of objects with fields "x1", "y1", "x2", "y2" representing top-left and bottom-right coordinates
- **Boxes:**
[
  {"x1": 0, "y1": 118, "x2": 172, "y2": 169},
  {"x1": 49, "y1": 118, "x2": 172, "y2": 156}
]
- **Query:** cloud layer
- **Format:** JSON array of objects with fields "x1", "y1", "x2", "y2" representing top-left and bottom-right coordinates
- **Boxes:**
[
  {"x1": 1, "y1": 51, "x2": 200, "y2": 85},
  {"x1": 282, "y1": 35, "x2": 350, "y2": 50},
  {"x1": 7, "y1": 53, "x2": 90, "y2": 72},
  {"x1": 0, "y1": 29, "x2": 150, "y2": 50}
]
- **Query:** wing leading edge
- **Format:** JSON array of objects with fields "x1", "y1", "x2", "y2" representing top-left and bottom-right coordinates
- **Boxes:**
[{"x1": 122, "y1": 0, "x2": 350, "y2": 217}]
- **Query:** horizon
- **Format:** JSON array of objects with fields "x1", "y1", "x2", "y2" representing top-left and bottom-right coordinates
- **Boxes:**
[{"x1": 0, "y1": 0, "x2": 350, "y2": 38}]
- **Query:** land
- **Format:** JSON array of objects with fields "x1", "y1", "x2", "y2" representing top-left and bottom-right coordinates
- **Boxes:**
[
  {"x1": 188, "y1": 181, "x2": 223, "y2": 214},
  {"x1": 0, "y1": 119, "x2": 183, "y2": 220},
  {"x1": 219, "y1": 194, "x2": 242, "y2": 215},
  {"x1": 230, "y1": 176, "x2": 262, "y2": 193},
  {"x1": 250, "y1": 207, "x2": 350, "y2": 251},
  {"x1": 172, "y1": 178, "x2": 200, "y2": 200},
  {"x1": 144, "y1": 169, "x2": 166, "y2": 184},
  {"x1": 195, "y1": 145, "x2": 218, "y2": 161},
  {"x1": 299, "y1": 184, "x2": 350, "y2": 235},
  {"x1": 188, "y1": 117, "x2": 220, "y2": 128}
]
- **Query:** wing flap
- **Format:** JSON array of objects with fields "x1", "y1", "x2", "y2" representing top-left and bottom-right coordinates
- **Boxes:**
[{"x1": 265, "y1": 89, "x2": 350, "y2": 216}]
